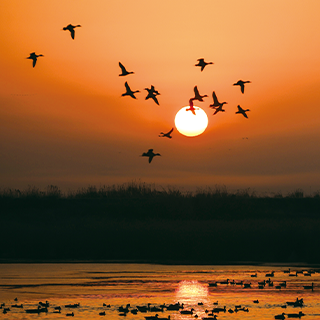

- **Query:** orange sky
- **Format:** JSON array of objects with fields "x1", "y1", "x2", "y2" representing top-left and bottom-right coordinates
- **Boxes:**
[{"x1": 1, "y1": 0, "x2": 320, "y2": 193}]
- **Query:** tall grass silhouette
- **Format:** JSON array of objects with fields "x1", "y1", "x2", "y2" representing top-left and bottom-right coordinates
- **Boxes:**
[{"x1": 1, "y1": 182, "x2": 320, "y2": 264}]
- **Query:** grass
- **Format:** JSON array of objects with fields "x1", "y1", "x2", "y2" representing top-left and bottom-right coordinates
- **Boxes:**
[{"x1": 1, "y1": 182, "x2": 320, "y2": 264}]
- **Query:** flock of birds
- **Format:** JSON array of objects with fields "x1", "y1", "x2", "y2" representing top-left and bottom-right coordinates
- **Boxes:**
[{"x1": 26, "y1": 24, "x2": 251, "y2": 164}]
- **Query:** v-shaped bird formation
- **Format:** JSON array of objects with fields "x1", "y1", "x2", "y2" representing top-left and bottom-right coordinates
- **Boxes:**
[{"x1": 26, "y1": 25, "x2": 252, "y2": 165}]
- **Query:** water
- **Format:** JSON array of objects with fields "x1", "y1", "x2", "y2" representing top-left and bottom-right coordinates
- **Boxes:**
[{"x1": 0, "y1": 264, "x2": 319, "y2": 320}]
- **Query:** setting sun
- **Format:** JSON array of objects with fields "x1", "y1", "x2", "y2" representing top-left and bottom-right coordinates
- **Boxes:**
[{"x1": 174, "y1": 106, "x2": 209, "y2": 137}]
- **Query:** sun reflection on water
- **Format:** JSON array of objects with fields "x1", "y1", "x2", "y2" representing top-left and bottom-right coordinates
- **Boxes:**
[{"x1": 176, "y1": 281, "x2": 208, "y2": 304}]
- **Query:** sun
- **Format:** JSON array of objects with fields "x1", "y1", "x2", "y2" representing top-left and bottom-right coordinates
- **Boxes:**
[{"x1": 175, "y1": 106, "x2": 208, "y2": 137}]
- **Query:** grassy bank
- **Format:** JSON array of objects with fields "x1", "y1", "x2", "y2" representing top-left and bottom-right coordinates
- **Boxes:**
[{"x1": 1, "y1": 182, "x2": 320, "y2": 264}]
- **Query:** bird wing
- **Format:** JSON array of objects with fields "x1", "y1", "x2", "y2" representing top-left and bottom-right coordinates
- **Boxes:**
[
  {"x1": 124, "y1": 81, "x2": 130, "y2": 91},
  {"x1": 168, "y1": 128, "x2": 174, "y2": 134},
  {"x1": 193, "y1": 86, "x2": 200, "y2": 97},
  {"x1": 213, "y1": 108, "x2": 219, "y2": 115},
  {"x1": 119, "y1": 62, "x2": 127, "y2": 74},
  {"x1": 151, "y1": 95, "x2": 159, "y2": 105},
  {"x1": 70, "y1": 29, "x2": 75, "y2": 39},
  {"x1": 240, "y1": 84, "x2": 245, "y2": 93},
  {"x1": 32, "y1": 58, "x2": 37, "y2": 67},
  {"x1": 148, "y1": 156, "x2": 153, "y2": 163},
  {"x1": 237, "y1": 105, "x2": 243, "y2": 112},
  {"x1": 212, "y1": 91, "x2": 219, "y2": 105}
]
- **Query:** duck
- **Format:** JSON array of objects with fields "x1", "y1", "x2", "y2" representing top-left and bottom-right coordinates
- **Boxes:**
[
  {"x1": 159, "y1": 128, "x2": 174, "y2": 138},
  {"x1": 233, "y1": 80, "x2": 251, "y2": 93},
  {"x1": 145, "y1": 86, "x2": 160, "y2": 105},
  {"x1": 145, "y1": 314, "x2": 159, "y2": 320},
  {"x1": 99, "y1": 311, "x2": 106, "y2": 316},
  {"x1": 253, "y1": 300, "x2": 259, "y2": 303},
  {"x1": 235, "y1": 105, "x2": 250, "y2": 118},
  {"x1": 141, "y1": 149, "x2": 161, "y2": 163},
  {"x1": 287, "y1": 311, "x2": 305, "y2": 318},
  {"x1": 195, "y1": 58, "x2": 213, "y2": 71},
  {"x1": 119, "y1": 62, "x2": 134, "y2": 76},
  {"x1": 180, "y1": 308, "x2": 194, "y2": 315},
  {"x1": 219, "y1": 279, "x2": 229, "y2": 285},
  {"x1": 27, "y1": 52, "x2": 44, "y2": 68},
  {"x1": 192, "y1": 86, "x2": 207, "y2": 101},
  {"x1": 274, "y1": 313, "x2": 286, "y2": 320},
  {"x1": 66, "y1": 312, "x2": 74, "y2": 316},
  {"x1": 62, "y1": 24, "x2": 81, "y2": 39},
  {"x1": 251, "y1": 273, "x2": 257, "y2": 277},
  {"x1": 122, "y1": 81, "x2": 139, "y2": 99},
  {"x1": 303, "y1": 282, "x2": 314, "y2": 290},
  {"x1": 186, "y1": 98, "x2": 197, "y2": 115}
]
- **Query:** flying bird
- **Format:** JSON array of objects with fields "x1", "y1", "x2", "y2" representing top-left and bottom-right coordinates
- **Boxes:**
[
  {"x1": 141, "y1": 149, "x2": 161, "y2": 163},
  {"x1": 119, "y1": 62, "x2": 134, "y2": 76},
  {"x1": 209, "y1": 91, "x2": 228, "y2": 110},
  {"x1": 195, "y1": 58, "x2": 213, "y2": 71},
  {"x1": 236, "y1": 105, "x2": 250, "y2": 118},
  {"x1": 159, "y1": 128, "x2": 174, "y2": 139},
  {"x1": 62, "y1": 24, "x2": 81, "y2": 39},
  {"x1": 192, "y1": 86, "x2": 208, "y2": 101},
  {"x1": 212, "y1": 105, "x2": 226, "y2": 115},
  {"x1": 186, "y1": 98, "x2": 197, "y2": 115},
  {"x1": 122, "y1": 81, "x2": 139, "y2": 99},
  {"x1": 27, "y1": 52, "x2": 44, "y2": 67},
  {"x1": 145, "y1": 85, "x2": 160, "y2": 105},
  {"x1": 233, "y1": 80, "x2": 251, "y2": 94}
]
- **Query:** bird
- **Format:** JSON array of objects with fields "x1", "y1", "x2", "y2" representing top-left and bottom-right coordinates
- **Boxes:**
[
  {"x1": 186, "y1": 98, "x2": 197, "y2": 115},
  {"x1": 180, "y1": 309, "x2": 194, "y2": 315},
  {"x1": 159, "y1": 128, "x2": 174, "y2": 139},
  {"x1": 122, "y1": 82, "x2": 139, "y2": 99},
  {"x1": 210, "y1": 91, "x2": 227, "y2": 109},
  {"x1": 66, "y1": 312, "x2": 74, "y2": 316},
  {"x1": 145, "y1": 86, "x2": 160, "y2": 105},
  {"x1": 99, "y1": 311, "x2": 106, "y2": 316},
  {"x1": 119, "y1": 62, "x2": 134, "y2": 76},
  {"x1": 195, "y1": 58, "x2": 213, "y2": 71},
  {"x1": 303, "y1": 283, "x2": 314, "y2": 290},
  {"x1": 141, "y1": 149, "x2": 161, "y2": 163},
  {"x1": 27, "y1": 52, "x2": 44, "y2": 68},
  {"x1": 62, "y1": 24, "x2": 81, "y2": 39},
  {"x1": 233, "y1": 80, "x2": 251, "y2": 94},
  {"x1": 192, "y1": 86, "x2": 207, "y2": 101},
  {"x1": 235, "y1": 105, "x2": 250, "y2": 118},
  {"x1": 274, "y1": 313, "x2": 286, "y2": 320}
]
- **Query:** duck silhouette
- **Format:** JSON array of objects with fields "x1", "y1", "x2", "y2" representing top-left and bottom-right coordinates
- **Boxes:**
[
  {"x1": 119, "y1": 62, "x2": 134, "y2": 76},
  {"x1": 141, "y1": 149, "x2": 161, "y2": 163},
  {"x1": 159, "y1": 128, "x2": 174, "y2": 138},
  {"x1": 236, "y1": 105, "x2": 250, "y2": 118},
  {"x1": 192, "y1": 86, "x2": 207, "y2": 101},
  {"x1": 186, "y1": 98, "x2": 197, "y2": 115},
  {"x1": 233, "y1": 80, "x2": 251, "y2": 93},
  {"x1": 122, "y1": 81, "x2": 139, "y2": 99},
  {"x1": 195, "y1": 58, "x2": 213, "y2": 71},
  {"x1": 27, "y1": 52, "x2": 43, "y2": 68},
  {"x1": 210, "y1": 91, "x2": 227, "y2": 115},
  {"x1": 145, "y1": 85, "x2": 160, "y2": 105},
  {"x1": 63, "y1": 24, "x2": 81, "y2": 39}
]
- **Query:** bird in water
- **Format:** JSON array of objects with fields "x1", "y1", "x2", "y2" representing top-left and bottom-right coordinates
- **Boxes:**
[
  {"x1": 27, "y1": 52, "x2": 44, "y2": 68},
  {"x1": 122, "y1": 81, "x2": 139, "y2": 99},
  {"x1": 186, "y1": 98, "x2": 197, "y2": 115},
  {"x1": 233, "y1": 80, "x2": 251, "y2": 94},
  {"x1": 119, "y1": 62, "x2": 134, "y2": 76},
  {"x1": 145, "y1": 85, "x2": 160, "y2": 105},
  {"x1": 195, "y1": 58, "x2": 213, "y2": 71},
  {"x1": 192, "y1": 86, "x2": 207, "y2": 101},
  {"x1": 236, "y1": 105, "x2": 250, "y2": 118},
  {"x1": 159, "y1": 128, "x2": 174, "y2": 139},
  {"x1": 63, "y1": 24, "x2": 81, "y2": 39},
  {"x1": 209, "y1": 91, "x2": 228, "y2": 115},
  {"x1": 141, "y1": 149, "x2": 161, "y2": 163}
]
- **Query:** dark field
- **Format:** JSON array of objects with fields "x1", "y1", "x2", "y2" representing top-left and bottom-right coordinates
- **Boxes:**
[{"x1": 1, "y1": 183, "x2": 320, "y2": 264}]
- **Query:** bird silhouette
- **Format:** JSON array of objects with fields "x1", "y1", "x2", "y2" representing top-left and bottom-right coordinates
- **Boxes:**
[
  {"x1": 236, "y1": 105, "x2": 250, "y2": 118},
  {"x1": 141, "y1": 149, "x2": 161, "y2": 163},
  {"x1": 159, "y1": 128, "x2": 174, "y2": 138},
  {"x1": 233, "y1": 80, "x2": 251, "y2": 93},
  {"x1": 27, "y1": 52, "x2": 44, "y2": 68},
  {"x1": 192, "y1": 86, "x2": 207, "y2": 101},
  {"x1": 119, "y1": 62, "x2": 134, "y2": 76},
  {"x1": 210, "y1": 91, "x2": 228, "y2": 115},
  {"x1": 186, "y1": 98, "x2": 197, "y2": 115},
  {"x1": 63, "y1": 24, "x2": 81, "y2": 39},
  {"x1": 145, "y1": 85, "x2": 160, "y2": 105},
  {"x1": 195, "y1": 58, "x2": 213, "y2": 71},
  {"x1": 122, "y1": 81, "x2": 139, "y2": 99}
]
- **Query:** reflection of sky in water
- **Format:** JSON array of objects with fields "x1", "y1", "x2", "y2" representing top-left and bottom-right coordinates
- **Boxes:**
[{"x1": 176, "y1": 281, "x2": 208, "y2": 304}]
